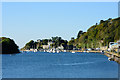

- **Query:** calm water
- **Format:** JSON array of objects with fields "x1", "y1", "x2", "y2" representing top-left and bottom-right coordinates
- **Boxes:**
[{"x1": 2, "y1": 52, "x2": 118, "y2": 78}]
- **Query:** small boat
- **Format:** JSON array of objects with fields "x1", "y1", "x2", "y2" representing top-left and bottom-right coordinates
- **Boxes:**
[
  {"x1": 44, "y1": 50, "x2": 46, "y2": 52},
  {"x1": 34, "y1": 49, "x2": 38, "y2": 52},
  {"x1": 57, "y1": 50, "x2": 60, "y2": 53},
  {"x1": 86, "y1": 51, "x2": 89, "y2": 53},
  {"x1": 72, "y1": 51, "x2": 75, "y2": 53},
  {"x1": 101, "y1": 50, "x2": 104, "y2": 54},
  {"x1": 83, "y1": 51, "x2": 86, "y2": 52},
  {"x1": 63, "y1": 50, "x2": 67, "y2": 52},
  {"x1": 108, "y1": 57, "x2": 114, "y2": 61},
  {"x1": 53, "y1": 50, "x2": 56, "y2": 53}
]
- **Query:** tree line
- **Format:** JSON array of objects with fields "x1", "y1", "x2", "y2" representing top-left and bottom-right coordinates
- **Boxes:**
[
  {"x1": 0, "y1": 37, "x2": 20, "y2": 54},
  {"x1": 68, "y1": 17, "x2": 120, "y2": 49}
]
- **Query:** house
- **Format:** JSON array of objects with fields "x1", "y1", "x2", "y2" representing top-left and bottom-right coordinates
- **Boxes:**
[
  {"x1": 100, "y1": 46, "x2": 108, "y2": 51},
  {"x1": 109, "y1": 42, "x2": 115, "y2": 49},
  {"x1": 57, "y1": 45, "x2": 64, "y2": 50},
  {"x1": 42, "y1": 41, "x2": 52, "y2": 49},
  {"x1": 117, "y1": 40, "x2": 120, "y2": 52},
  {"x1": 109, "y1": 40, "x2": 120, "y2": 52},
  {"x1": 42, "y1": 45, "x2": 49, "y2": 49},
  {"x1": 117, "y1": 40, "x2": 120, "y2": 48}
]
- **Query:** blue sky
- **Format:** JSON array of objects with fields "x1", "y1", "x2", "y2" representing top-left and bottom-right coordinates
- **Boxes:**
[{"x1": 2, "y1": 2, "x2": 118, "y2": 48}]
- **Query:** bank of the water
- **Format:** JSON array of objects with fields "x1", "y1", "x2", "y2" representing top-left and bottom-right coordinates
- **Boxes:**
[
  {"x1": 70, "y1": 50, "x2": 102, "y2": 53},
  {"x1": 104, "y1": 51, "x2": 120, "y2": 64}
]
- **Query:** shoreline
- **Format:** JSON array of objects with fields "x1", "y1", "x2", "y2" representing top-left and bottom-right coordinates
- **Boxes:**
[{"x1": 104, "y1": 51, "x2": 120, "y2": 64}]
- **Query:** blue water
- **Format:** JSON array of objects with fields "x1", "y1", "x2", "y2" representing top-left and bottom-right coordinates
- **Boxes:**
[{"x1": 2, "y1": 52, "x2": 118, "y2": 78}]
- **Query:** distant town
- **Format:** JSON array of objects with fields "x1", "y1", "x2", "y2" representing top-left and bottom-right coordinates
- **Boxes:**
[{"x1": 20, "y1": 37, "x2": 120, "y2": 54}]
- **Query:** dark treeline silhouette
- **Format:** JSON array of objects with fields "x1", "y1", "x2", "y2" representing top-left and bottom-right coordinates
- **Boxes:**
[{"x1": 0, "y1": 37, "x2": 20, "y2": 54}]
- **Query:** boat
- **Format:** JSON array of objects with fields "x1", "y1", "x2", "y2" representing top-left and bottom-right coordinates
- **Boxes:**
[
  {"x1": 83, "y1": 51, "x2": 86, "y2": 52},
  {"x1": 63, "y1": 50, "x2": 67, "y2": 52},
  {"x1": 86, "y1": 51, "x2": 89, "y2": 53},
  {"x1": 34, "y1": 49, "x2": 38, "y2": 52},
  {"x1": 101, "y1": 50, "x2": 104, "y2": 53},
  {"x1": 52, "y1": 49, "x2": 56, "y2": 53},
  {"x1": 44, "y1": 50, "x2": 46, "y2": 52},
  {"x1": 108, "y1": 57, "x2": 114, "y2": 61},
  {"x1": 57, "y1": 50, "x2": 60, "y2": 53},
  {"x1": 72, "y1": 51, "x2": 75, "y2": 53}
]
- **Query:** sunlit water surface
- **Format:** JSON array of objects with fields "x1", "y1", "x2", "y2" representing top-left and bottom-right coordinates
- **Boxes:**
[{"x1": 2, "y1": 52, "x2": 118, "y2": 78}]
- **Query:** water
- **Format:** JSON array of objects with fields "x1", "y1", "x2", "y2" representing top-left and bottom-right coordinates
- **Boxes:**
[{"x1": 2, "y1": 52, "x2": 118, "y2": 78}]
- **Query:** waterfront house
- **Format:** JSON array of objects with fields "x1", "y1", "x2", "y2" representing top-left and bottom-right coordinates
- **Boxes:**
[
  {"x1": 42, "y1": 45, "x2": 49, "y2": 49},
  {"x1": 42, "y1": 41, "x2": 53, "y2": 49},
  {"x1": 100, "y1": 46, "x2": 107, "y2": 51},
  {"x1": 109, "y1": 40, "x2": 120, "y2": 53},
  {"x1": 109, "y1": 42, "x2": 115, "y2": 49},
  {"x1": 57, "y1": 45, "x2": 64, "y2": 50},
  {"x1": 117, "y1": 40, "x2": 120, "y2": 48},
  {"x1": 117, "y1": 40, "x2": 120, "y2": 52}
]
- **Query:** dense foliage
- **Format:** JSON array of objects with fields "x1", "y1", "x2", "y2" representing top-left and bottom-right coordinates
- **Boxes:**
[
  {"x1": 69, "y1": 17, "x2": 120, "y2": 49},
  {"x1": 0, "y1": 37, "x2": 20, "y2": 54},
  {"x1": 21, "y1": 36, "x2": 68, "y2": 50},
  {"x1": 51, "y1": 36, "x2": 68, "y2": 48}
]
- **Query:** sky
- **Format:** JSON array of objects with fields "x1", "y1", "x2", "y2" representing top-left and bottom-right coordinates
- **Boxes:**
[{"x1": 2, "y1": 2, "x2": 118, "y2": 48}]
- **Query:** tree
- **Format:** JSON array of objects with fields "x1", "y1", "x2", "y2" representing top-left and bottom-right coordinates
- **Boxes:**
[
  {"x1": 0, "y1": 37, "x2": 20, "y2": 54},
  {"x1": 100, "y1": 20, "x2": 104, "y2": 24},
  {"x1": 22, "y1": 40, "x2": 34, "y2": 50},
  {"x1": 77, "y1": 30, "x2": 83, "y2": 39},
  {"x1": 42, "y1": 39, "x2": 48, "y2": 45},
  {"x1": 71, "y1": 37, "x2": 74, "y2": 40}
]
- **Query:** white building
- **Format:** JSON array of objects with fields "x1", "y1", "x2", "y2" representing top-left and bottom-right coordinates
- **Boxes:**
[
  {"x1": 117, "y1": 40, "x2": 120, "y2": 48},
  {"x1": 48, "y1": 42, "x2": 52, "y2": 46},
  {"x1": 42, "y1": 45, "x2": 49, "y2": 49},
  {"x1": 42, "y1": 41, "x2": 52, "y2": 49},
  {"x1": 109, "y1": 40, "x2": 120, "y2": 52},
  {"x1": 109, "y1": 42, "x2": 115, "y2": 49},
  {"x1": 57, "y1": 45, "x2": 64, "y2": 50}
]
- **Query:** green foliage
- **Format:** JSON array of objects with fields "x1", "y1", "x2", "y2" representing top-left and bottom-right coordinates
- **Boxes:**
[
  {"x1": 22, "y1": 36, "x2": 68, "y2": 50},
  {"x1": 51, "y1": 36, "x2": 68, "y2": 48},
  {"x1": 0, "y1": 37, "x2": 20, "y2": 54},
  {"x1": 42, "y1": 39, "x2": 48, "y2": 45},
  {"x1": 77, "y1": 30, "x2": 83, "y2": 39},
  {"x1": 73, "y1": 17, "x2": 120, "y2": 48}
]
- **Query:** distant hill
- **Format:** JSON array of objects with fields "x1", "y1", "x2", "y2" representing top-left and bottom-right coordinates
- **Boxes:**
[
  {"x1": 21, "y1": 36, "x2": 68, "y2": 50},
  {"x1": 0, "y1": 37, "x2": 20, "y2": 54},
  {"x1": 69, "y1": 17, "x2": 120, "y2": 48}
]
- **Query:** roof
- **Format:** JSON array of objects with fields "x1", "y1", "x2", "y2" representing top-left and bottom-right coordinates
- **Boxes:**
[
  {"x1": 111, "y1": 43, "x2": 118, "y2": 46},
  {"x1": 117, "y1": 40, "x2": 120, "y2": 42}
]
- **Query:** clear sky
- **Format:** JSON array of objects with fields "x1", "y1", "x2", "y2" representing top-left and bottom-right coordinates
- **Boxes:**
[{"x1": 2, "y1": 2, "x2": 118, "y2": 48}]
